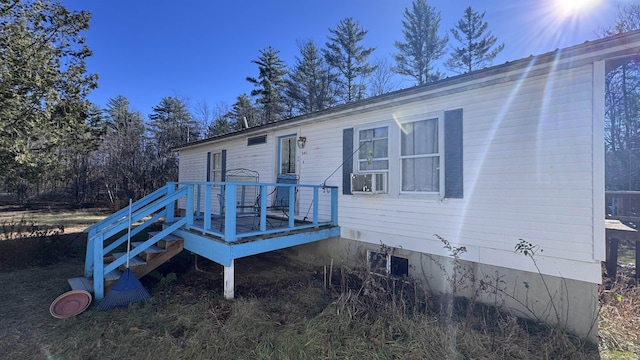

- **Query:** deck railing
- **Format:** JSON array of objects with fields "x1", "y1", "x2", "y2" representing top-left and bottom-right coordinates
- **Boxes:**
[
  {"x1": 84, "y1": 184, "x2": 192, "y2": 299},
  {"x1": 176, "y1": 181, "x2": 339, "y2": 242},
  {"x1": 606, "y1": 191, "x2": 640, "y2": 223},
  {"x1": 83, "y1": 181, "x2": 338, "y2": 299}
]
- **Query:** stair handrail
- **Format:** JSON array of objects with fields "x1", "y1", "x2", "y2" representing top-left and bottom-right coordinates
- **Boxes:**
[
  {"x1": 95, "y1": 185, "x2": 190, "y2": 256},
  {"x1": 102, "y1": 211, "x2": 165, "y2": 256},
  {"x1": 102, "y1": 218, "x2": 187, "y2": 276},
  {"x1": 84, "y1": 184, "x2": 183, "y2": 277},
  {"x1": 84, "y1": 185, "x2": 172, "y2": 279},
  {"x1": 84, "y1": 185, "x2": 169, "y2": 235},
  {"x1": 91, "y1": 184, "x2": 194, "y2": 299}
]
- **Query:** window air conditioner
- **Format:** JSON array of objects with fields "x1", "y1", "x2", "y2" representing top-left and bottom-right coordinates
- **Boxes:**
[{"x1": 350, "y1": 173, "x2": 387, "y2": 194}]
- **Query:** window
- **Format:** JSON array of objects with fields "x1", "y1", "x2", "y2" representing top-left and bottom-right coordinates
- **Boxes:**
[
  {"x1": 247, "y1": 135, "x2": 267, "y2": 146},
  {"x1": 210, "y1": 152, "x2": 222, "y2": 182},
  {"x1": 279, "y1": 135, "x2": 296, "y2": 174},
  {"x1": 358, "y1": 126, "x2": 388, "y2": 171},
  {"x1": 368, "y1": 250, "x2": 409, "y2": 278},
  {"x1": 343, "y1": 108, "x2": 462, "y2": 197},
  {"x1": 400, "y1": 118, "x2": 439, "y2": 192}
]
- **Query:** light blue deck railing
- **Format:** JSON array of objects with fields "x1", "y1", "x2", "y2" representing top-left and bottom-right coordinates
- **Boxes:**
[
  {"x1": 180, "y1": 181, "x2": 339, "y2": 242},
  {"x1": 83, "y1": 181, "x2": 338, "y2": 299},
  {"x1": 84, "y1": 184, "x2": 192, "y2": 299}
]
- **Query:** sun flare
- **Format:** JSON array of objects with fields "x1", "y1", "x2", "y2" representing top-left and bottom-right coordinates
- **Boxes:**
[{"x1": 555, "y1": 0, "x2": 601, "y2": 18}]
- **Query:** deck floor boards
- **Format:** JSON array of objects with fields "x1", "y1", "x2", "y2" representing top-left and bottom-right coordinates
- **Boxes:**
[
  {"x1": 193, "y1": 214, "x2": 297, "y2": 234},
  {"x1": 186, "y1": 214, "x2": 334, "y2": 244}
]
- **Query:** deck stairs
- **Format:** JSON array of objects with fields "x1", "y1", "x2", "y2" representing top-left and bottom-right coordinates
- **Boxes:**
[
  {"x1": 70, "y1": 183, "x2": 193, "y2": 300},
  {"x1": 68, "y1": 232, "x2": 183, "y2": 293},
  {"x1": 70, "y1": 181, "x2": 339, "y2": 301}
]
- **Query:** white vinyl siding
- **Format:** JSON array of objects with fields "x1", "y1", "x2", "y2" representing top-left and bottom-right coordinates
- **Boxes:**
[
  {"x1": 178, "y1": 57, "x2": 604, "y2": 285},
  {"x1": 335, "y1": 63, "x2": 599, "y2": 284}
]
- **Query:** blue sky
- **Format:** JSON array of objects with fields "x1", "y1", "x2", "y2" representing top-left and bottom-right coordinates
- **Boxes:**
[{"x1": 63, "y1": 0, "x2": 628, "y2": 118}]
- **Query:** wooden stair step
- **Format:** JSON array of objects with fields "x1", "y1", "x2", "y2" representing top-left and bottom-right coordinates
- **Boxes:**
[
  {"x1": 131, "y1": 241, "x2": 165, "y2": 253},
  {"x1": 74, "y1": 231, "x2": 184, "y2": 296},
  {"x1": 68, "y1": 277, "x2": 93, "y2": 292},
  {"x1": 148, "y1": 232, "x2": 182, "y2": 242},
  {"x1": 149, "y1": 232, "x2": 184, "y2": 248},
  {"x1": 105, "y1": 269, "x2": 122, "y2": 281},
  {"x1": 68, "y1": 272, "x2": 120, "y2": 294},
  {"x1": 112, "y1": 252, "x2": 146, "y2": 266}
]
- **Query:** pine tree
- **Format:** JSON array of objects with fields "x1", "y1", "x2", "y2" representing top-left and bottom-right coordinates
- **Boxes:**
[
  {"x1": 286, "y1": 40, "x2": 337, "y2": 115},
  {"x1": 393, "y1": 0, "x2": 448, "y2": 85},
  {"x1": 63, "y1": 104, "x2": 106, "y2": 203},
  {"x1": 227, "y1": 94, "x2": 259, "y2": 130},
  {"x1": 323, "y1": 18, "x2": 376, "y2": 103},
  {"x1": 445, "y1": 7, "x2": 504, "y2": 74},
  {"x1": 147, "y1": 97, "x2": 197, "y2": 186},
  {"x1": 207, "y1": 116, "x2": 232, "y2": 137},
  {"x1": 246, "y1": 47, "x2": 288, "y2": 124},
  {"x1": 148, "y1": 97, "x2": 198, "y2": 151},
  {"x1": 0, "y1": 0, "x2": 97, "y2": 198},
  {"x1": 100, "y1": 95, "x2": 146, "y2": 200}
]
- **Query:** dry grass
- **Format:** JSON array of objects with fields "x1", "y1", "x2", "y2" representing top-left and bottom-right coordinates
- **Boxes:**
[
  {"x1": 600, "y1": 271, "x2": 640, "y2": 358},
  {"x1": 0, "y1": 205, "x2": 637, "y2": 359},
  {"x1": 0, "y1": 204, "x2": 108, "y2": 234},
  {"x1": 0, "y1": 251, "x2": 604, "y2": 360}
]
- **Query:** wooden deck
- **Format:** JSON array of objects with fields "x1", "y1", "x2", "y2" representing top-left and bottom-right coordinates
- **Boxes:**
[
  {"x1": 83, "y1": 181, "x2": 339, "y2": 300},
  {"x1": 175, "y1": 213, "x2": 339, "y2": 263},
  {"x1": 192, "y1": 213, "x2": 296, "y2": 240},
  {"x1": 605, "y1": 219, "x2": 639, "y2": 279}
]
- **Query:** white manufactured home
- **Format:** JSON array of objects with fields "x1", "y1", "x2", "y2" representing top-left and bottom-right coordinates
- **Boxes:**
[
  {"x1": 71, "y1": 30, "x2": 640, "y2": 340},
  {"x1": 173, "y1": 30, "x2": 640, "y2": 340}
]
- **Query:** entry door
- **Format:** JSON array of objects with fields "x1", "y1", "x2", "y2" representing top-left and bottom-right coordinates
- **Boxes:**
[
  {"x1": 278, "y1": 134, "x2": 297, "y2": 175},
  {"x1": 277, "y1": 134, "x2": 298, "y2": 213}
]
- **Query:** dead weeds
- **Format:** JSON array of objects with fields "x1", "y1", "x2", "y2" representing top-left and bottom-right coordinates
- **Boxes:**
[
  {"x1": 0, "y1": 250, "x2": 608, "y2": 360},
  {"x1": 0, "y1": 205, "x2": 637, "y2": 359},
  {"x1": 599, "y1": 267, "x2": 640, "y2": 355}
]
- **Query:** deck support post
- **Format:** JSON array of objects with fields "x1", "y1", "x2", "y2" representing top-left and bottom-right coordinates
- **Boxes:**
[
  {"x1": 607, "y1": 238, "x2": 619, "y2": 280},
  {"x1": 224, "y1": 259, "x2": 235, "y2": 299}
]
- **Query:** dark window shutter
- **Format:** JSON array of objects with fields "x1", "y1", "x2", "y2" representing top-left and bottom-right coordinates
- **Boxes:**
[
  {"x1": 221, "y1": 149, "x2": 227, "y2": 181},
  {"x1": 342, "y1": 128, "x2": 354, "y2": 195},
  {"x1": 206, "y1": 152, "x2": 211, "y2": 182},
  {"x1": 444, "y1": 109, "x2": 463, "y2": 198}
]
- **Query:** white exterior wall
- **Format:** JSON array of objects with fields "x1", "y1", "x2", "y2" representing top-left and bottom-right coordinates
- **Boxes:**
[
  {"x1": 334, "y1": 62, "x2": 600, "y2": 284},
  {"x1": 178, "y1": 57, "x2": 607, "y2": 285},
  {"x1": 178, "y1": 128, "x2": 338, "y2": 222},
  {"x1": 176, "y1": 31, "x2": 640, "y2": 340}
]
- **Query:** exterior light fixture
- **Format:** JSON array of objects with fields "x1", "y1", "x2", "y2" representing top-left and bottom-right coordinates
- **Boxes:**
[{"x1": 297, "y1": 136, "x2": 307, "y2": 149}]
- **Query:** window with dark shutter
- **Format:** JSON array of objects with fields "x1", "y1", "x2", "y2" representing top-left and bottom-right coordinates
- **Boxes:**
[
  {"x1": 207, "y1": 150, "x2": 226, "y2": 182},
  {"x1": 444, "y1": 109, "x2": 463, "y2": 198},
  {"x1": 342, "y1": 128, "x2": 354, "y2": 195}
]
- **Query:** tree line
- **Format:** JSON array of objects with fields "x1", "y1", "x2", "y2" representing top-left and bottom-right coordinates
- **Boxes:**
[
  {"x1": 201, "y1": 2, "x2": 504, "y2": 136},
  {"x1": 0, "y1": 0, "x2": 638, "y2": 206}
]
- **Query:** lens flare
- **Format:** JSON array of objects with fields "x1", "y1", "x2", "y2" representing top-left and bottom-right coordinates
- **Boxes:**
[{"x1": 555, "y1": 0, "x2": 601, "y2": 18}]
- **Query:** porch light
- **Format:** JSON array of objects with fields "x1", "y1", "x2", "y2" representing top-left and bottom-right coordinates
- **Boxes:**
[{"x1": 297, "y1": 136, "x2": 307, "y2": 149}]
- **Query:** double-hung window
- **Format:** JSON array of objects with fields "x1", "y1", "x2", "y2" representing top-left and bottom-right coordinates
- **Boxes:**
[
  {"x1": 357, "y1": 126, "x2": 389, "y2": 172},
  {"x1": 344, "y1": 109, "x2": 460, "y2": 197},
  {"x1": 400, "y1": 118, "x2": 439, "y2": 192},
  {"x1": 210, "y1": 152, "x2": 222, "y2": 182}
]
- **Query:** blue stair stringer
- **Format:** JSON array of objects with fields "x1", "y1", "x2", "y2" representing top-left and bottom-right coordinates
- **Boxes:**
[{"x1": 82, "y1": 183, "x2": 193, "y2": 300}]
